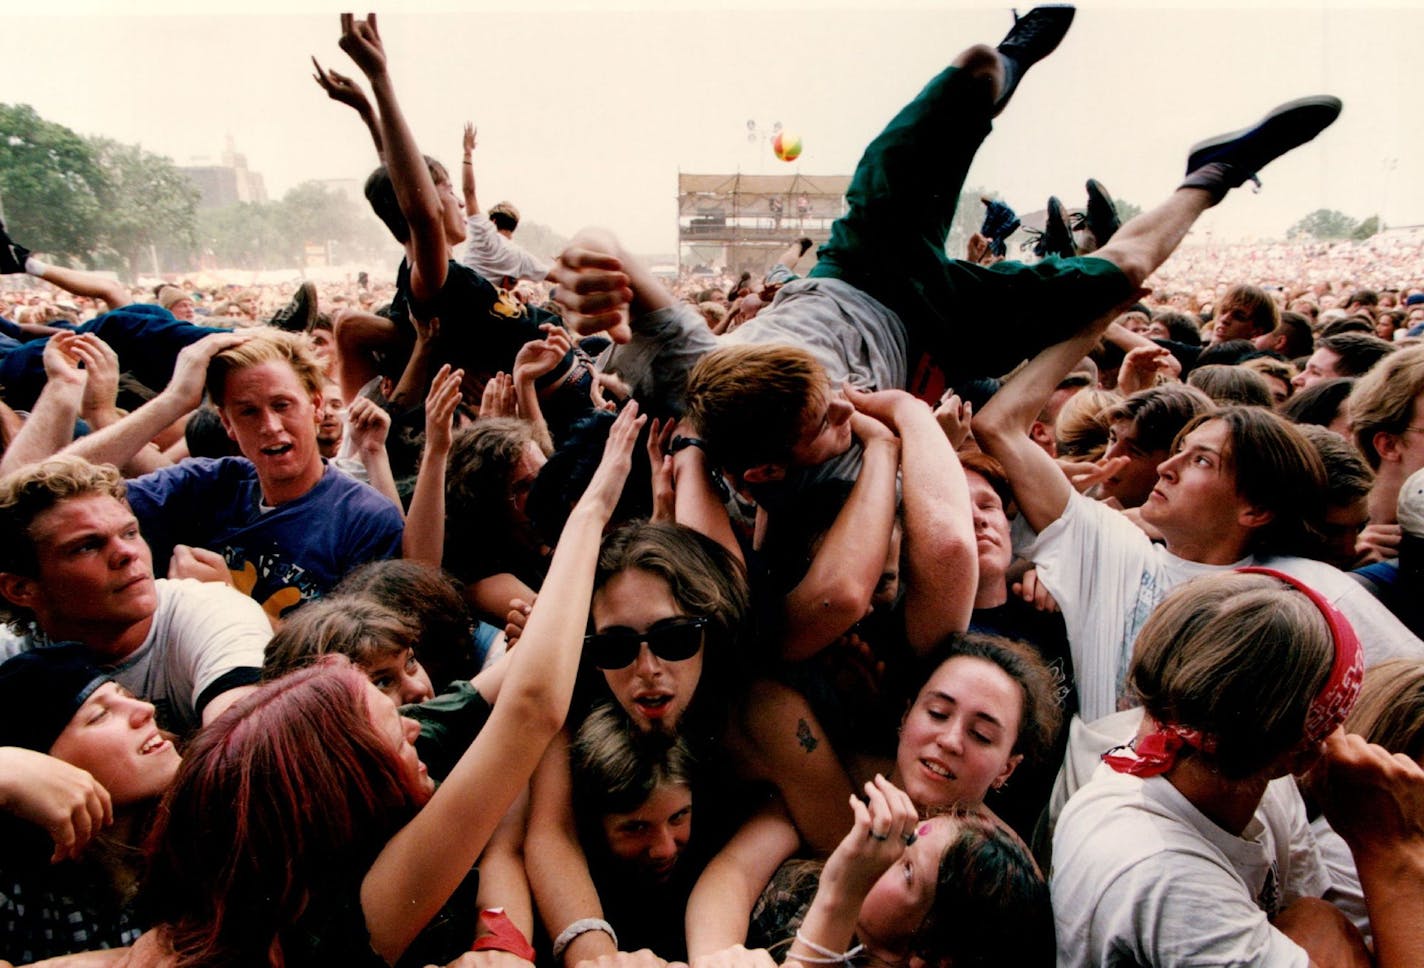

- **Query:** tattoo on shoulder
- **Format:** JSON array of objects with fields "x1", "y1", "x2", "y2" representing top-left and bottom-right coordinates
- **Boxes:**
[{"x1": 796, "y1": 717, "x2": 819, "y2": 753}]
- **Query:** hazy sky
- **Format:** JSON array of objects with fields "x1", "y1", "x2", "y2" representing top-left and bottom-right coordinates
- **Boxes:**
[{"x1": 8, "y1": 1, "x2": 1419, "y2": 256}]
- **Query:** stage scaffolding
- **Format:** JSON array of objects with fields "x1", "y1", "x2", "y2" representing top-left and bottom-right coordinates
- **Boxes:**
[{"x1": 677, "y1": 172, "x2": 850, "y2": 278}]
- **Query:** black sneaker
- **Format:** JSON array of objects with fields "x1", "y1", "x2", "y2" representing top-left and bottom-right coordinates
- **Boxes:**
[
  {"x1": 995, "y1": 5, "x2": 1076, "y2": 115},
  {"x1": 0, "y1": 220, "x2": 31, "y2": 275},
  {"x1": 270, "y1": 281, "x2": 318, "y2": 332},
  {"x1": 1181, "y1": 96, "x2": 1342, "y2": 201},
  {"x1": 1082, "y1": 178, "x2": 1120, "y2": 248},
  {"x1": 980, "y1": 197, "x2": 1021, "y2": 257},
  {"x1": 797, "y1": 237, "x2": 814, "y2": 257},
  {"x1": 1031, "y1": 197, "x2": 1075, "y2": 259}
]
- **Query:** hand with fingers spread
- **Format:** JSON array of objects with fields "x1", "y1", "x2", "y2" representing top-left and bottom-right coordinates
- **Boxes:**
[
  {"x1": 1058, "y1": 454, "x2": 1130, "y2": 494},
  {"x1": 312, "y1": 55, "x2": 373, "y2": 115},
  {"x1": 71, "y1": 333, "x2": 122, "y2": 427},
  {"x1": 0, "y1": 747, "x2": 113, "y2": 864},
  {"x1": 424, "y1": 364, "x2": 464, "y2": 458},
  {"x1": 41, "y1": 331, "x2": 89, "y2": 394},
  {"x1": 338, "y1": 12, "x2": 388, "y2": 80},
  {"x1": 513, "y1": 325, "x2": 573, "y2": 388},
  {"x1": 1116, "y1": 344, "x2": 1181, "y2": 395},
  {"x1": 480, "y1": 372, "x2": 517, "y2": 420},
  {"x1": 463, "y1": 121, "x2": 478, "y2": 156},
  {"x1": 933, "y1": 391, "x2": 974, "y2": 450},
  {"x1": 646, "y1": 417, "x2": 676, "y2": 522},
  {"x1": 578, "y1": 402, "x2": 646, "y2": 519},
  {"x1": 348, "y1": 396, "x2": 393, "y2": 456}
]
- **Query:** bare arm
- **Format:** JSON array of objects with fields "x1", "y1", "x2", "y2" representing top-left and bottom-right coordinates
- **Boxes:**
[
  {"x1": 403, "y1": 364, "x2": 462, "y2": 564},
  {"x1": 360, "y1": 401, "x2": 647, "y2": 963},
  {"x1": 388, "y1": 313, "x2": 440, "y2": 412},
  {"x1": 848, "y1": 387, "x2": 977, "y2": 651},
  {"x1": 0, "y1": 333, "x2": 87, "y2": 475},
  {"x1": 476, "y1": 791, "x2": 536, "y2": 938},
  {"x1": 339, "y1": 14, "x2": 448, "y2": 303},
  {"x1": 974, "y1": 312, "x2": 1119, "y2": 534},
  {"x1": 685, "y1": 799, "x2": 801, "y2": 962},
  {"x1": 462, "y1": 122, "x2": 479, "y2": 217},
  {"x1": 346, "y1": 397, "x2": 402, "y2": 514},
  {"x1": 59, "y1": 332, "x2": 250, "y2": 473},
  {"x1": 780, "y1": 415, "x2": 899, "y2": 662},
  {"x1": 312, "y1": 56, "x2": 384, "y2": 158},
  {"x1": 549, "y1": 229, "x2": 671, "y2": 344},
  {"x1": 527, "y1": 733, "x2": 617, "y2": 967}
]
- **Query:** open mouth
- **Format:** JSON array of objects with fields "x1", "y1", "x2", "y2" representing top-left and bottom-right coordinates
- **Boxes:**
[
  {"x1": 261, "y1": 442, "x2": 294, "y2": 457},
  {"x1": 634, "y1": 695, "x2": 674, "y2": 718},
  {"x1": 139, "y1": 734, "x2": 169, "y2": 755},
  {"x1": 921, "y1": 759, "x2": 957, "y2": 782}
]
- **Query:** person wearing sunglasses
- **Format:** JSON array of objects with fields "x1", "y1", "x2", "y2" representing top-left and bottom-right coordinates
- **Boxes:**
[{"x1": 528, "y1": 520, "x2": 856, "y2": 966}]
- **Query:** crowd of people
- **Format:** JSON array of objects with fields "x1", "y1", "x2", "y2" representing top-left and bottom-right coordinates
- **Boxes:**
[{"x1": 4, "y1": 7, "x2": 1424, "y2": 968}]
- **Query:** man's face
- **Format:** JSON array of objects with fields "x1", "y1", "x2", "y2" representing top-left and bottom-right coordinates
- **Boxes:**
[
  {"x1": 434, "y1": 175, "x2": 467, "y2": 246},
  {"x1": 1211, "y1": 301, "x2": 1261, "y2": 343},
  {"x1": 7, "y1": 495, "x2": 157, "y2": 652},
  {"x1": 218, "y1": 360, "x2": 324, "y2": 501},
  {"x1": 966, "y1": 471, "x2": 1012, "y2": 586},
  {"x1": 1100, "y1": 419, "x2": 1169, "y2": 508},
  {"x1": 788, "y1": 385, "x2": 855, "y2": 469},
  {"x1": 1141, "y1": 419, "x2": 1256, "y2": 550},
  {"x1": 169, "y1": 298, "x2": 195, "y2": 322},
  {"x1": 316, "y1": 384, "x2": 345, "y2": 458},
  {"x1": 1292, "y1": 348, "x2": 1344, "y2": 390}
]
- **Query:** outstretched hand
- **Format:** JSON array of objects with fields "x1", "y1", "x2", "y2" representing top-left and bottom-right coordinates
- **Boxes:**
[
  {"x1": 463, "y1": 122, "x2": 477, "y2": 155},
  {"x1": 424, "y1": 363, "x2": 464, "y2": 457},
  {"x1": 549, "y1": 232, "x2": 633, "y2": 342},
  {"x1": 821, "y1": 774, "x2": 919, "y2": 899},
  {"x1": 167, "y1": 331, "x2": 252, "y2": 413},
  {"x1": 339, "y1": 12, "x2": 387, "y2": 79},
  {"x1": 578, "y1": 402, "x2": 645, "y2": 518}
]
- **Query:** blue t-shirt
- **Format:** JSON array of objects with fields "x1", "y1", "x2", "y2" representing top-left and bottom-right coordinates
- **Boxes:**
[{"x1": 126, "y1": 458, "x2": 404, "y2": 620}]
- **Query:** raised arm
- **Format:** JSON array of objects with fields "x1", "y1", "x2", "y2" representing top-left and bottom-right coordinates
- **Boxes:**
[
  {"x1": 312, "y1": 56, "x2": 384, "y2": 158},
  {"x1": 338, "y1": 13, "x2": 449, "y2": 302},
  {"x1": 974, "y1": 310, "x2": 1120, "y2": 534},
  {"x1": 0, "y1": 333, "x2": 87, "y2": 475},
  {"x1": 549, "y1": 228, "x2": 668, "y2": 343},
  {"x1": 462, "y1": 122, "x2": 480, "y2": 217},
  {"x1": 403, "y1": 363, "x2": 463, "y2": 564},
  {"x1": 361, "y1": 401, "x2": 647, "y2": 964},
  {"x1": 846, "y1": 386, "x2": 977, "y2": 652}
]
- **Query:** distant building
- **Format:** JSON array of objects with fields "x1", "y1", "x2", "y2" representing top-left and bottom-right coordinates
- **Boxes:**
[{"x1": 180, "y1": 136, "x2": 267, "y2": 210}]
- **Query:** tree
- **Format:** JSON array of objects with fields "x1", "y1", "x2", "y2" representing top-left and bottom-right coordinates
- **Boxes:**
[
  {"x1": 1352, "y1": 215, "x2": 1381, "y2": 241},
  {"x1": 1289, "y1": 208, "x2": 1360, "y2": 241},
  {"x1": 1113, "y1": 197, "x2": 1142, "y2": 224},
  {"x1": 87, "y1": 136, "x2": 200, "y2": 277},
  {"x1": 0, "y1": 104, "x2": 105, "y2": 265}
]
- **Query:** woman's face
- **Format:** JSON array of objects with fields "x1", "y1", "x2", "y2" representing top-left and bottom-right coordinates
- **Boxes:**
[
  {"x1": 363, "y1": 647, "x2": 435, "y2": 706},
  {"x1": 363, "y1": 681, "x2": 434, "y2": 800},
  {"x1": 48, "y1": 682, "x2": 180, "y2": 807},
  {"x1": 895, "y1": 656, "x2": 1023, "y2": 810},
  {"x1": 599, "y1": 782, "x2": 693, "y2": 882},
  {"x1": 591, "y1": 569, "x2": 705, "y2": 734},
  {"x1": 855, "y1": 815, "x2": 959, "y2": 953}
]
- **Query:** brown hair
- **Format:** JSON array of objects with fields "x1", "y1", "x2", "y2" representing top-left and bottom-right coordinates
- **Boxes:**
[
  {"x1": 1218, "y1": 283, "x2": 1280, "y2": 337},
  {"x1": 1348, "y1": 344, "x2": 1424, "y2": 469},
  {"x1": 1342, "y1": 659, "x2": 1424, "y2": 762},
  {"x1": 684, "y1": 344, "x2": 827, "y2": 472}
]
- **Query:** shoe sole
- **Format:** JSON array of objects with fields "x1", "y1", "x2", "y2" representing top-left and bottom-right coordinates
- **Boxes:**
[
  {"x1": 1186, "y1": 95, "x2": 1342, "y2": 176},
  {"x1": 1084, "y1": 178, "x2": 1120, "y2": 242},
  {"x1": 999, "y1": 5, "x2": 1077, "y2": 66}
]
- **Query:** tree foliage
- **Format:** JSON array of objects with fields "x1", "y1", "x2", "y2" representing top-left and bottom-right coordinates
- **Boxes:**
[
  {"x1": 0, "y1": 104, "x2": 106, "y2": 264},
  {"x1": 1289, "y1": 208, "x2": 1366, "y2": 241},
  {"x1": 196, "y1": 182, "x2": 398, "y2": 270},
  {"x1": 88, "y1": 136, "x2": 200, "y2": 277}
]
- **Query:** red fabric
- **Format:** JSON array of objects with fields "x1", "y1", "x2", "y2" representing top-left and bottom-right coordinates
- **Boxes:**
[{"x1": 471, "y1": 908, "x2": 537, "y2": 962}]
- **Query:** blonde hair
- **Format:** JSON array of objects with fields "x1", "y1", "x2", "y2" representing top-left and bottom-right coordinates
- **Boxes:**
[
  {"x1": 1053, "y1": 388, "x2": 1119, "y2": 460},
  {"x1": 205, "y1": 331, "x2": 325, "y2": 407}
]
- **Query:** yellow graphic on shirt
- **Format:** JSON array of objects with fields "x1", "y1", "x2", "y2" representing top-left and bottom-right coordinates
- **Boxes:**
[{"x1": 230, "y1": 561, "x2": 304, "y2": 622}]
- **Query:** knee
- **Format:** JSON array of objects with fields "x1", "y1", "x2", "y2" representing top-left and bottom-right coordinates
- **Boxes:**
[
  {"x1": 1090, "y1": 247, "x2": 1150, "y2": 291},
  {"x1": 954, "y1": 44, "x2": 1003, "y2": 82}
]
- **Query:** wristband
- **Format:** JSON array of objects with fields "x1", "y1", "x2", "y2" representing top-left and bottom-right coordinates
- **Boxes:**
[
  {"x1": 471, "y1": 907, "x2": 537, "y2": 962},
  {"x1": 551, "y1": 918, "x2": 618, "y2": 961},
  {"x1": 667, "y1": 435, "x2": 706, "y2": 455}
]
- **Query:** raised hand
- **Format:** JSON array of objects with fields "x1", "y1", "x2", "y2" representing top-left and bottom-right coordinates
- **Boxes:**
[
  {"x1": 338, "y1": 12, "x2": 388, "y2": 79},
  {"x1": 424, "y1": 363, "x2": 464, "y2": 457},
  {"x1": 463, "y1": 121, "x2": 478, "y2": 155},
  {"x1": 312, "y1": 56, "x2": 373, "y2": 114}
]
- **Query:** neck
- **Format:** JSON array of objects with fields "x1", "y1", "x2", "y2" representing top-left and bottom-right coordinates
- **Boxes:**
[
  {"x1": 44, "y1": 614, "x2": 154, "y2": 664},
  {"x1": 1162, "y1": 527, "x2": 1252, "y2": 566},
  {"x1": 1163, "y1": 757, "x2": 1269, "y2": 836},
  {"x1": 974, "y1": 579, "x2": 1009, "y2": 610},
  {"x1": 259, "y1": 461, "x2": 324, "y2": 506},
  {"x1": 1369, "y1": 473, "x2": 1402, "y2": 524}
]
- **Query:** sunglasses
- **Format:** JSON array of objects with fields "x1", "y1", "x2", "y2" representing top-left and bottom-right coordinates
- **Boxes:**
[{"x1": 585, "y1": 617, "x2": 707, "y2": 670}]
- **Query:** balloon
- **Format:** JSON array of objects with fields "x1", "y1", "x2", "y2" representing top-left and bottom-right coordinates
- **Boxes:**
[{"x1": 772, "y1": 131, "x2": 802, "y2": 162}]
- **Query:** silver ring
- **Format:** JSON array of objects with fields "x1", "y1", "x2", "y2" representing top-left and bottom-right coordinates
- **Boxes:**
[
  {"x1": 902, "y1": 832, "x2": 918, "y2": 846},
  {"x1": 869, "y1": 831, "x2": 889, "y2": 841}
]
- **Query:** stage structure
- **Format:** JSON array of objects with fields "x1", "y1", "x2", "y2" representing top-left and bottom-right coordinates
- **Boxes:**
[{"x1": 678, "y1": 173, "x2": 851, "y2": 279}]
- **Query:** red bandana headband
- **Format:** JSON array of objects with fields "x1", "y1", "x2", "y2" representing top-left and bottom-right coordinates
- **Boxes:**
[{"x1": 1104, "y1": 567, "x2": 1364, "y2": 778}]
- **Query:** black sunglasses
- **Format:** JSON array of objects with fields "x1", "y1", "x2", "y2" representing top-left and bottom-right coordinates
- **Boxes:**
[{"x1": 585, "y1": 617, "x2": 707, "y2": 670}]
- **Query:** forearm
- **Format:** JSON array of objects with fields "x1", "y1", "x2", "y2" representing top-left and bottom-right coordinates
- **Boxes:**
[
  {"x1": 360, "y1": 105, "x2": 385, "y2": 158},
  {"x1": 463, "y1": 155, "x2": 479, "y2": 216},
  {"x1": 59, "y1": 390, "x2": 187, "y2": 472},
  {"x1": 360, "y1": 445, "x2": 404, "y2": 519},
  {"x1": 781, "y1": 440, "x2": 899, "y2": 661},
  {"x1": 477, "y1": 793, "x2": 535, "y2": 936},
  {"x1": 367, "y1": 72, "x2": 446, "y2": 282},
  {"x1": 671, "y1": 447, "x2": 743, "y2": 564},
  {"x1": 1355, "y1": 844, "x2": 1424, "y2": 968},
  {"x1": 0, "y1": 381, "x2": 83, "y2": 476},
  {"x1": 528, "y1": 750, "x2": 614, "y2": 966},
  {"x1": 402, "y1": 443, "x2": 449, "y2": 565},
  {"x1": 785, "y1": 881, "x2": 864, "y2": 968},
  {"x1": 389, "y1": 337, "x2": 437, "y2": 410},
  {"x1": 686, "y1": 805, "x2": 799, "y2": 960},
  {"x1": 515, "y1": 374, "x2": 553, "y2": 455}
]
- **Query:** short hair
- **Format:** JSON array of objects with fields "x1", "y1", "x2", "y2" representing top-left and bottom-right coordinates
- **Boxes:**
[
  {"x1": 959, "y1": 451, "x2": 1013, "y2": 509},
  {"x1": 261, "y1": 597, "x2": 419, "y2": 682},
  {"x1": 1341, "y1": 659, "x2": 1424, "y2": 762},
  {"x1": 183, "y1": 406, "x2": 241, "y2": 460},
  {"x1": 1348, "y1": 345, "x2": 1424, "y2": 469},
  {"x1": 570, "y1": 701, "x2": 696, "y2": 818},
  {"x1": 909, "y1": 633, "x2": 1062, "y2": 769},
  {"x1": 1318, "y1": 332, "x2": 1397, "y2": 378},
  {"x1": 488, "y1": 202, "x2": 520, "y2": 233},
  {"x1": 1295, "y1": 424, "x2": 1373, "y2": 508},
  {"x1": 1128, "y1": 572, "x2": 1333, "y2": 779},
  {"x1": 364, "y1": 157, "x2": 449, "y2": 244},
  {"x1": 1194, "y1": 338, "x2": 1257, "y2": 368},
  {"x1": 1103, "y1": 383, "x2": 1216, "y2": 453},
  {"x1": 1218, "y1": 283, "x2": 1280, "y2": 336},
  {"x1": 0, "y1": 457, "x2": 128, "y2": 630},
  {"x1": 1152, "y1": 309, "x2": 1204, "y2": 346},
  {"x1": 1271, "y1": 311, "x2": 1316, "y2": 358},
  {"x1": 1186, "y1": 365, "x2": 1274, "y2": 409},
  {"x1": 1054, "y1": 388, "x2": 1120, "y2": 460},
  {"x1": 1176, "y1": 407, "x2": 1327, "y2": 556},
  {"x1": 684, "y1": 344, "x2": 827, "y2": 472},
  {"x1": 1283, "y1": 377, "x2": 1355, "y2": 432},
  {"x1": 205, "y1": 330, "x2": 324, "y2": 407},
  {"x1": 1347, "y1": 288, "x2": 1379, "y2": 309},
  {"x1": 1239, "y1": 355, "x2": 1296, "y2": 394}
]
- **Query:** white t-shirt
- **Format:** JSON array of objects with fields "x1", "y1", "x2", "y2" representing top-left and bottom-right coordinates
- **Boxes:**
[
  {"x1": 1015, "y1": 491, "x2": 1424, "y2": 722},
  {"x1": 460, "y1": 214, "x2": 551, "y2": 284},
  {"x1": 0, "y1": 578, "x2": 269, "y2": 735},
  {"x1": 1053, "y1": 768, "x2": 1328, "y2": 967}
]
